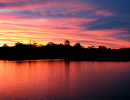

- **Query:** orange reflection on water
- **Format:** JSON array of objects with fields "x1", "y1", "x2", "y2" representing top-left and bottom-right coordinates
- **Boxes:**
[{"x1": 0, "y1": 60, "x2": 130, "y2": 100}]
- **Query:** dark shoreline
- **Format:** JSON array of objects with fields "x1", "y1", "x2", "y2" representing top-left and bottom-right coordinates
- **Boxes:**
[
  {"x1": 1, "y1": 42, "x2": 130, "y2": 61},
  {"x1": 1, "y1": 58, "x2": 130, "y2": 62},
  {"x1": 0, "y1": 58, "x2": 130, "y2": 62}
]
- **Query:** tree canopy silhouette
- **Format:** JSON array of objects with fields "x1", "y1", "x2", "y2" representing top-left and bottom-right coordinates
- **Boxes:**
[{"x1": 0, "y1": 40, "x2": 130, "y2": 61}]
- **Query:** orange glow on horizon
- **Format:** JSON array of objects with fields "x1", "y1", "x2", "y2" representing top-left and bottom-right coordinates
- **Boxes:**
[{"x1": 0, "y1": 1, "x2": 129, "y2": 49}]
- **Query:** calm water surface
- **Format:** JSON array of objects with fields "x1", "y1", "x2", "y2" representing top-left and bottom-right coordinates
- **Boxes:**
[{"x1": 0, "y1": 60, "x2": 130, "y2": 100}]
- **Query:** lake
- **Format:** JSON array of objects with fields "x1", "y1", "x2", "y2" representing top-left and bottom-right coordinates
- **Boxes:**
[{"x1": 0, "y1": 60, "x2": 130, "y2": 100}]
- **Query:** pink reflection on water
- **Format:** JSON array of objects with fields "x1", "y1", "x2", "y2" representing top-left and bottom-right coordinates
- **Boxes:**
[{"x1": 0, "y1": 60, "x2": 130, "y2": 100}]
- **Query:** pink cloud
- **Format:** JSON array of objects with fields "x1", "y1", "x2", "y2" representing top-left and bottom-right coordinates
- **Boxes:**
[
  {"x1": 95, "y1": 10, "x2": 114, "y2": 16},
  {"x1": 0, "y1": 0, "x2": 114, "y2": 17},
  {"x1": 0, "y1": 0, "x2": 129, "y2": 48},
  {"x1": 0, "y1": 13, "x2": 129, "y2": 48}
]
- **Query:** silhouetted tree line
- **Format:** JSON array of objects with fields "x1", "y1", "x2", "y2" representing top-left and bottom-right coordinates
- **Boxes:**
[{"x1": 0, "y1": 40, "x2": 130, "y2": 61}]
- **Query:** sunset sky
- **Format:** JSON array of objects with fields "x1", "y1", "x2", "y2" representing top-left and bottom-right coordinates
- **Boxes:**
[{"x1": 0, "y1": 0, "x2": 130, "y2": 48}]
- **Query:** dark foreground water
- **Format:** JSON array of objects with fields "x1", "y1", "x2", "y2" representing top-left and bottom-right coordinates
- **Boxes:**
[{"x1": 0, "y1": 60, "x2": 130, "y2": 100}]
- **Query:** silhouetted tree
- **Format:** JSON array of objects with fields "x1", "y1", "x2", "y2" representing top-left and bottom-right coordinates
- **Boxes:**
[
  {"x1": 65, "y1": 40, "x2": 70, "y2": 46},
  {"x1": 32, "y1": 41, "x2": 38, "y2": 47},
  {"x1": 14, "y1": 42, "x2": 26, "y2": 47},
  {"x1": 0, "y1": 40, "x2": 129, "y2": 61},
  {"x1": 92, "y1": 46, "x2": 94, "y2": 48},
  {"x1": 87, "y1": 46, "x2": 95, "y2": 49},
  {"x1": 73, "y1": 43, "x2": 82, "y2": 48},
  {"x1": 2, "y1": 44, "x2": 9, "y2": 47},
  {"x1": 99, "y1": 46, "x2": 107, "y2": 50},
  {"x1": 46, "y1": 42, "x2": 56, "y2": 47}
]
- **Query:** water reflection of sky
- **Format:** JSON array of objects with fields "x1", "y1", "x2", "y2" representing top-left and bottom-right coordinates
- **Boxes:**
[{"x1": 0, "y1": 60, "x2": 130, "y2": 100}]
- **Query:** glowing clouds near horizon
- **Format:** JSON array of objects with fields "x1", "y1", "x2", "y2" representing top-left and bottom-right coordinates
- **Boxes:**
[{"x1": 0, "y1": 0, "x2": 130, "y2": 48}]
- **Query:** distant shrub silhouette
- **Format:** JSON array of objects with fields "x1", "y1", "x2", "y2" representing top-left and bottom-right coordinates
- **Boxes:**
[
  {"x1": 2, "y1": 44, "x2": 9, "y2": 47},
  {"x1": 73, "y1": 43, "x2": 82, "y2": 48}
]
